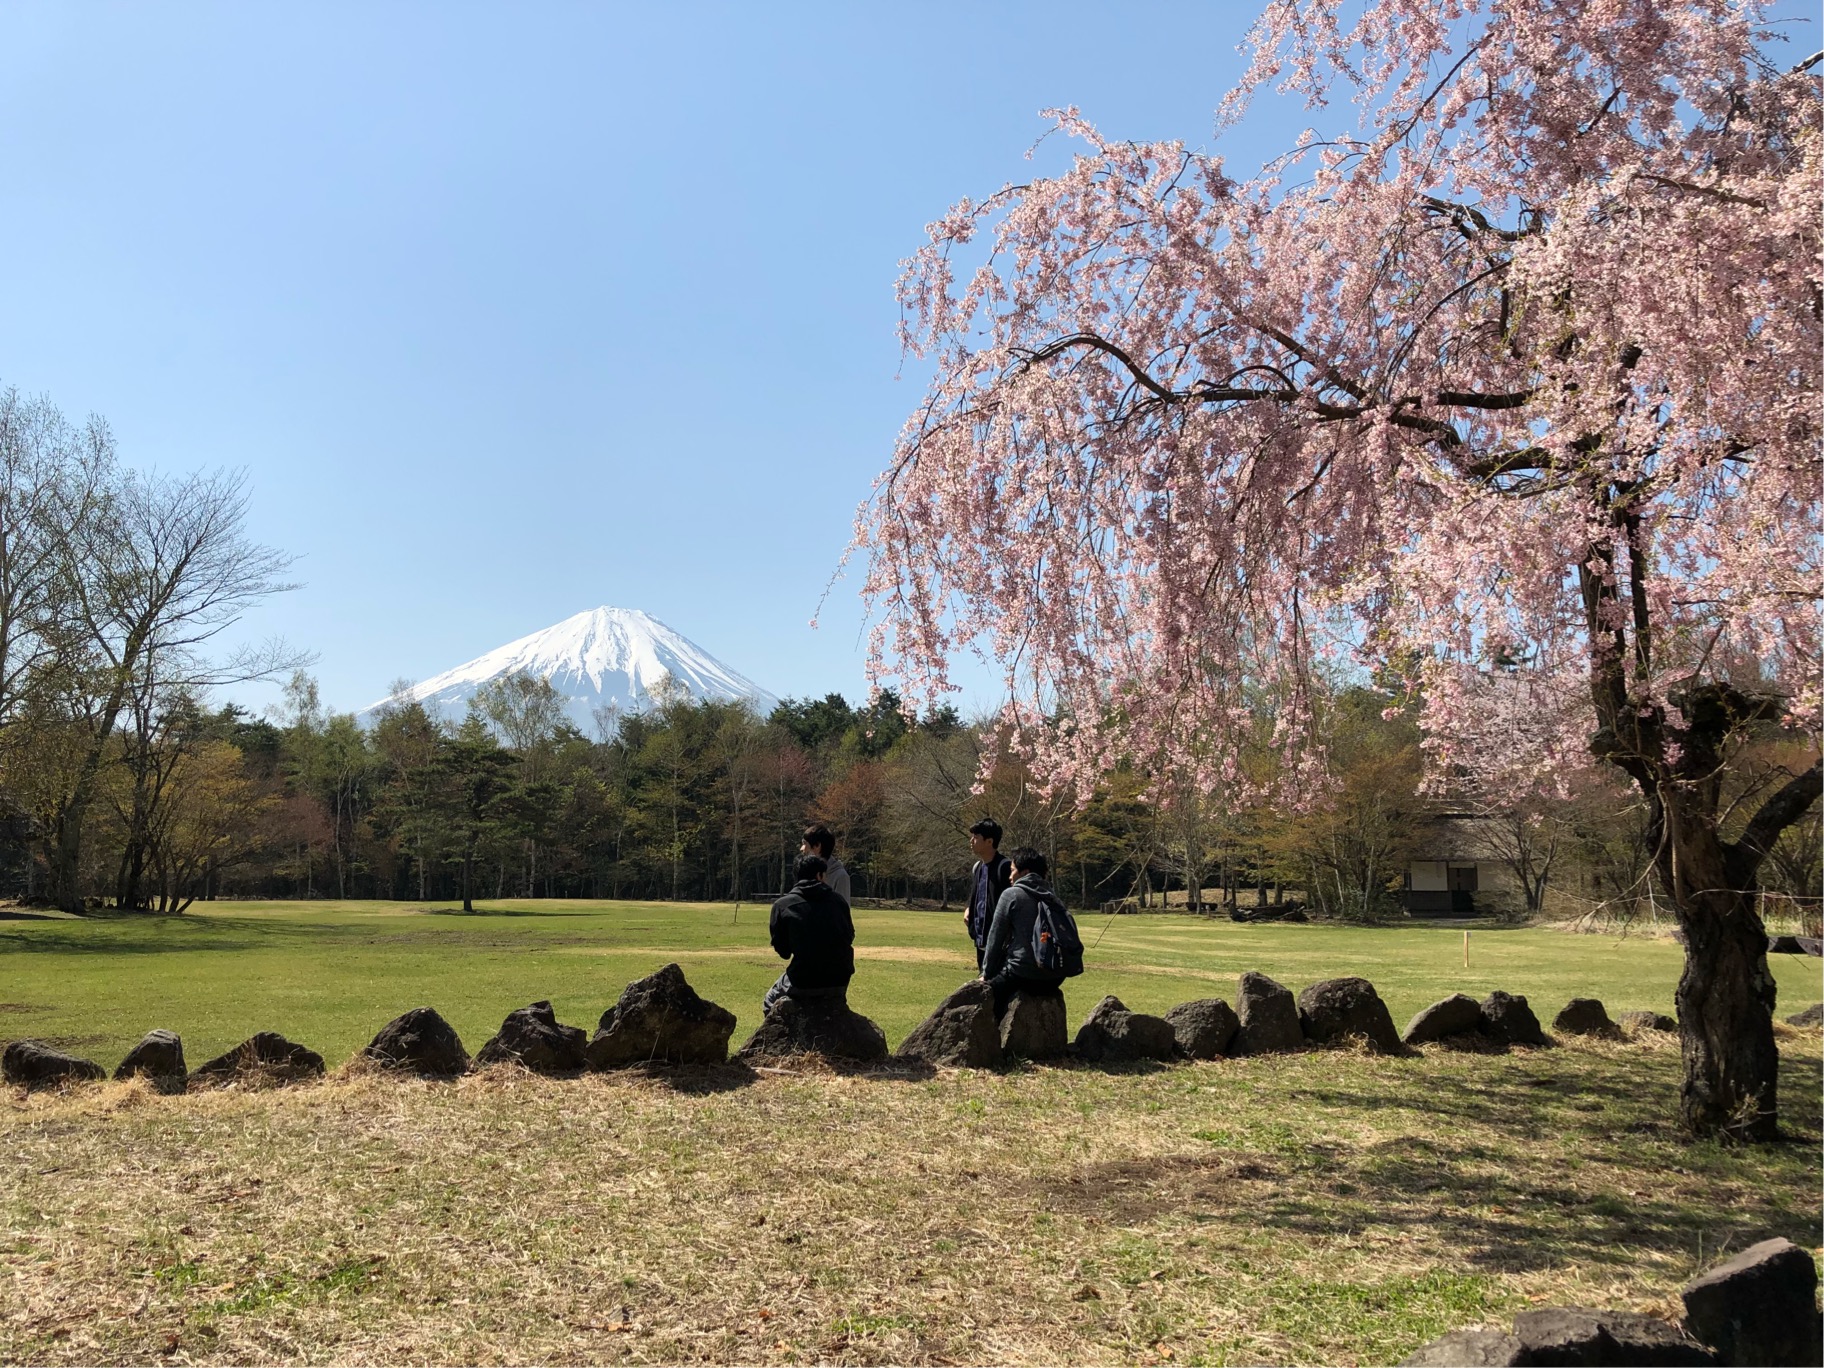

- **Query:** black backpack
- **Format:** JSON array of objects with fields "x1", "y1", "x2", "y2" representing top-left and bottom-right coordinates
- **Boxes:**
[{"x1": 1031, "y1": 890, "x2": 1085, "y2": 977}]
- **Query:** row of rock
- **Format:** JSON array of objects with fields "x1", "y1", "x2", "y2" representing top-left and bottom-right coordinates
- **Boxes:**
[
  {"x1": 3, "y1": 1028, "x2": 326, "y2": 1092},
  {"x1": 1403, "y1": 1236, "x2": 1820, "y2": 1367},
  {"x1": 8, "y1": 962, "x2": 1821, "y2": 1090}
]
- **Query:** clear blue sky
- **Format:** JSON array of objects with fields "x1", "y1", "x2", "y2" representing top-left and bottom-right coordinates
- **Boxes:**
[{"x1": 0, "y1": 4, "x2": 1810, "y2": 718}]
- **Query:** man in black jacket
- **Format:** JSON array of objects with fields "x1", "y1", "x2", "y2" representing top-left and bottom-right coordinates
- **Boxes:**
[
  {"x1": 763, "y1": 853, "x2": 856, "y2": 1016},
  {"x1": 964, "y1": 818, "x2": 1013, "y2": 971},
  {"x1": 980, "y1": 847, "x2": 1068, "y2": 1015}
]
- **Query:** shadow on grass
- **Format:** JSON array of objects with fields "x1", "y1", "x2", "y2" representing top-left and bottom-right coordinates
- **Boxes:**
[
  {"x1": 1035, "y1": 1045, "x2": 1822, "y2": 1278},
  {"x1": 622, "y1": 1061, "x2": 761, "y2": 1094}
]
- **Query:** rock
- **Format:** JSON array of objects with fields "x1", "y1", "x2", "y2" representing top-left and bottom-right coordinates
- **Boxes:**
[
  {"x1": 1767, "y1": 934, "x2": 1821, "y2": 956},
  {"x1": 1164, "y1": 998, "x2": 1239, "y2": 1059},
  {"x1": 1511, "y1": 1306, "x2": 1716, "y2": 1365},
  {"x1": 1399, "y1": 1327, "x2": 1529, "y2": 1366},
  {"x1": 1480, "y1": 991, "x2": 1548, "y2": 1047},
  {"x1": 736, "y1": 993, "x2": 888, "y2": 1063},
  {"x1": 1552, "y1": 998, "x2": 1621, "y2": 1039},
  {"x1": 1235, "y1": 972, "x2": 1303, "y2": 1055},
  {"x1": 896, "y1": 979, "x2": 1001, "y2": 1068},
  {"x1": 362, "y1": 1008, "x2": 470, "y2": 1076},
  {"x1": 1073, "y1": 996, "x2": 1178, "y2": 1063},
  {"x1": 1783, "y1": 1003, "x2": 1823, "y2": 1028},
  {"x1": 1403, "y1": 993, "x2": 1486, "y2": 1045},
  {"x1": 998, "y1": 989, "x2": 1069, "y2": 1060},
  {"x1": 1681, "y1": 1236, "x2": 1821, "y2": 1367},
  {"x1": 1297, "y1": 976, "x2": 1403, "y2": 1054},
  {"x1": 1618, "y1": 1010, "x2": 1678, "y2": 1035},
  {"x1": 475, "y1": 1001, "x2": 587, "y2": 1074},
  {"x1": 2, "y1": 1040, "x2": 105, "y2": 1090},
  {"x1": 114, "y1": 1030, "x2": 186, "y2": 1085},
  {"x1": 586, "y1": 964, "x2": 737, "y2": 1068},
  {"x1": 190, "y1": 1032, "x2": 326, "y2": 1087}
]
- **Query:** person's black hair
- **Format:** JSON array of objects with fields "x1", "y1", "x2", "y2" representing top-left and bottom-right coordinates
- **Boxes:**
[
  {"x1": 794, "y1": 853, "x2": 828, "y2": 882},
  {"x1": 802, "y1": 824, "x2": 836, "y2": 857},
  {"x1": 1009, "y1": 847, "x2": 1047, "y2": 877},
  {"x1": 967, "y1": 818, "x2": 1004, "y2": 847}
]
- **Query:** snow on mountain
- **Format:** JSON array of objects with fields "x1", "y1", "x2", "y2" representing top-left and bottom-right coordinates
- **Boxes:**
[{"x1": 362, "y1": 606, "x2": 778, "y2": 730}]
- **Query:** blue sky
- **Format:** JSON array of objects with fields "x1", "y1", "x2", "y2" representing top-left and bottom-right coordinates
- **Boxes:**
[
  {"x1": 0, "y1": 4, "x2": 1811, "y2": 719},
  {"x1": 0, "y1": 3, "x2": 1289, "y2": 717}
]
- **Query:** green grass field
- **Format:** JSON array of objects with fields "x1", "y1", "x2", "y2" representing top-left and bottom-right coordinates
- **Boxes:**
[
  {"x1": 5, "y1": 898, "x2": 1820, "y2": 1066},
  {"x1": 3, "y1": 900, "x2": 1820, "y2": 1365}
]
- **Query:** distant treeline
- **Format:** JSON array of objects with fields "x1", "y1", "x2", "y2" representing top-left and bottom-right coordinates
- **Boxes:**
[{"x1": 10, "y1": 657, "x2": 1811, "y2": 921}]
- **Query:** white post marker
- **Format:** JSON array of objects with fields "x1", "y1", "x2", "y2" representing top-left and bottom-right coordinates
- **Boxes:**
[{"x1": 1463, "y1": 930, "x2": 1470, "y2": 970}]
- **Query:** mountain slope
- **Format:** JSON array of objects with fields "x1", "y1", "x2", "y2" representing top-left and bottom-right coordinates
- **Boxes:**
[{"x1": 364, "y1": 606, "x2": 778, "y2": 729}]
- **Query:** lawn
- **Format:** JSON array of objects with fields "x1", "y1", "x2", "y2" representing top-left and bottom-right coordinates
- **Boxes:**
[
  {"x1": 4, "y1": 898, "x2": 1819, "y2": 1067},
  {"x1": 3, "y1": 901, "x2": 1820, "y2": 1366}
]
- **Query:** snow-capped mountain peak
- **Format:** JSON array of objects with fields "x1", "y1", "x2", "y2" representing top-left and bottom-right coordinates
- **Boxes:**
[{"x1": 364, "y1": 606, "x2": 777, "y2": 728}]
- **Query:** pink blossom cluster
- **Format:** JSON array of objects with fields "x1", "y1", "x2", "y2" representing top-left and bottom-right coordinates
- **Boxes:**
[{"x1": 859, "y1": 0, "x2": 1821, "y2": 806}]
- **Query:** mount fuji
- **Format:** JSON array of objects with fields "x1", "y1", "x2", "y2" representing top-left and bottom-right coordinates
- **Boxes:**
[{"x1": 363, "y1": 606, "x2": 779, "y2": 730}]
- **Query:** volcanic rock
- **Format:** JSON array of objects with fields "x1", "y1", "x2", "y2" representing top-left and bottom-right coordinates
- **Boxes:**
[
  {"x1": 1511, "y1": 1307, "x2": 1715, "y2": 1365},
  {"x1": 114, "y1": 1030, "x2": 187, "y2": 1086},
  {"x1": 1235, "y1": 972, "x2": 1303, "y2": 1055},
  {"x1": 736, "y1": 994, "x2": 887, "y2": 1063},
  {"x1": 1073, "y1": 996, "x2": 1178, "y2": 1063},
  {"x1": 998, "y1": 989, "x2": 1069, "y2": 1060},
  {"x1": 2, "y1": 1040, "x2": 105, "y2": 1091},
  {"x1": 1681, "y1": 1236, "x2": 1822, "y2": 1367},
  {"x1": 586, "y1": 964, "x2": 737, "y2": 1068},
  {"x1": 1297, "y1": 977, "x2": 1403, "y2": 1054},
  {"x1": 363, "y1": 1008, "x2": 470, "y2": 1076},
  {"x1": 1164, "y1": 998, "x2": 1239, "y2": 1059},
  {"x1": 1552, "y1": 998, "x2": 1621, "y2": 1039},
  {"x1": 1403, "y1": 994, "x2": 1486, "y2": 1045},
  {"x1": 1398, "y1": 1327, "x2": 1528, "y2": 1366},
  {"x1": 896, "y1": 979, "x2": 1001, "y2": 1068},
  {"x1": 475, "y1": 1001, "x2": 587, "y2": 1074},
  {"x1": 190, "y1": 1032, "x2": 326, "y2": 1087},
  {"x1": 1480, "y1": 991, "x2": 1548, "y2": 1047},
  {"x1": 1618, "y1": 1010, "x2": 1678, "y2": 1035}
]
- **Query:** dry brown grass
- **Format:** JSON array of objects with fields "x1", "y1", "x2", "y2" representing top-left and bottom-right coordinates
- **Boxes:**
[{"x1": 3, "y1": 1032, "x2": 1818, "y2": 1367}]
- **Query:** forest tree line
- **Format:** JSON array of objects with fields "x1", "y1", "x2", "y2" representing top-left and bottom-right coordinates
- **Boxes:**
[
  {"x1": 0, "y1": 383, "x2": 1814, "y2": 918},
  {"x1": 5, "y1": 657, "x2": 1817, "y2": 920}
]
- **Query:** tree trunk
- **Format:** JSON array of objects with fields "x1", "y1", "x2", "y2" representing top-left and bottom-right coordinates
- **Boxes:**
[
  {"x1": 1661, "y1": 805, "x2": 1781, "y2": 1140},
  {"x1": 1675, "y1": 886, "x2": 1779, "y2": 1139}
]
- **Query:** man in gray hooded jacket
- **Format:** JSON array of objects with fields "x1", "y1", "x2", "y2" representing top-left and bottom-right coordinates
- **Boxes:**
[{"x1": 979, "y1": 847, "x2": 1069, "y2": 1015}]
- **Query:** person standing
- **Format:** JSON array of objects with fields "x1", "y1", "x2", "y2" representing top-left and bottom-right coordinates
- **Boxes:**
[
  {"x1": 964, "y1": 818, "x2": 1012, "y2": 970},
  {"x1": 979, "y1": 847, "x2": 1070, "y2": 1015},
  {"x1": 763, "y1": 853, "x2": 856, "y2": 1015},
  {"x1": 800, "y1": 824, "x2": 850, "y2": 905}
]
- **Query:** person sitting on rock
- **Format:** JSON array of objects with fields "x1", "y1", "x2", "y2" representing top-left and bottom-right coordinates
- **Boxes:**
[
  {"x1": 763, "y1": 853, "x2": 856, "y2": 1016},
  {"x1": 979, "y1": 847, "x2": 1069, "y2": 1015}
]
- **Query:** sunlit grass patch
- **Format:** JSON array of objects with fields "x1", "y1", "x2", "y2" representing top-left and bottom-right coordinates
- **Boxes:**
[{"x1": 2, "y1": 1034, "x2": 1816, "y2": 1365}]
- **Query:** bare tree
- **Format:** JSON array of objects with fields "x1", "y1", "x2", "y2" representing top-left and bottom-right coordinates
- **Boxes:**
[
  {"x1": 0, "y1": 388, "x2": 113, "y2": 731},
  {"x1": 39, "y1": 467, "x2": 298, "y2": 911}
]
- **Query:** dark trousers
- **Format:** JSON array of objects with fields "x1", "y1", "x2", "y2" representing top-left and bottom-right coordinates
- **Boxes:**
[
  {"x1": 763, "y1": 971, "x2": 846, "y2": 1016},
  {"x1": 988, "y1": 971, "x2": 1062, "y2": 1018}
]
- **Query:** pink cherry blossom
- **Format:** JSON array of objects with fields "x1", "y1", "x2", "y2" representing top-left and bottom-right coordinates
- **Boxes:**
[{"x1": 859, "y1": 0, "x2": 1820, "y2": 1139}]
